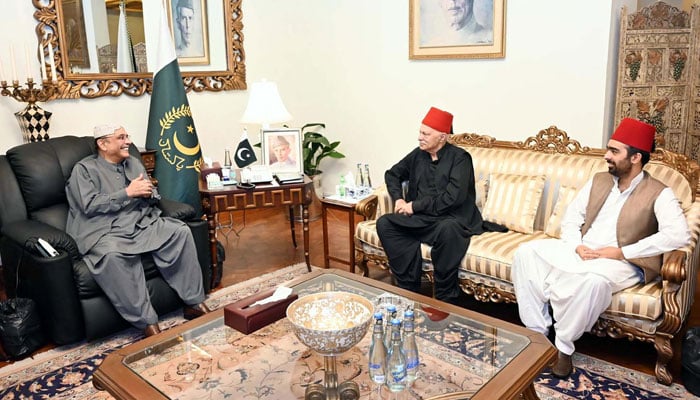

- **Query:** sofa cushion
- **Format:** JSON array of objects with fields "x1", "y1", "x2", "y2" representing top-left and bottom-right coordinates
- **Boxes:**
[
  {"x1": 6, "y1": 136, "x2": 94, "y2": 214},
  {"x1": 460, "y1": 231, "x2": 549, "y2": 282},
  {"x1": 356, "y1": 220, "x2": 381, "y2": 250},
  {"x1": 419, "y1": 231, "x2": 549, "y2": 283},
  {"x1": 475, "y1": 177, "x2": 488, "y2": 211},
  {"x1": 373, "y1": 185, "x2": 394, "y2": 218},
  {"x1": 606, "y1": 281, "x2": 663, "y2": 321},
  {"x1": 481, "y1": 174, "x2": 545, "y2": 234},
  {"x1": 545, "y1": 185, "x2": 579, "y2": 238},
  {"x1": 645, "y1": 162, "x2": 694, "y2": 212}
]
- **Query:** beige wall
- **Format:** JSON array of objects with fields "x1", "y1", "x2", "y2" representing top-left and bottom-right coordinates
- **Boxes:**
[{"x1": 1, "y1": 1, "x2": 619, "y2": 193}]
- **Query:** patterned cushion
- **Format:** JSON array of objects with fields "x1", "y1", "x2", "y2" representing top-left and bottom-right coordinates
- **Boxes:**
[
  {"x1": 544, "y1": 186, "x2": 579, "y2": 238},
  {"x1": 481, "y1": 174, "x2": 546, "y2": 234}
]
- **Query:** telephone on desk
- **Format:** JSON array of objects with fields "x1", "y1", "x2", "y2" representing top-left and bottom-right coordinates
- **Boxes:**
[{"x1": 243, "y1": 165, "x2": 274, "y2": 184}]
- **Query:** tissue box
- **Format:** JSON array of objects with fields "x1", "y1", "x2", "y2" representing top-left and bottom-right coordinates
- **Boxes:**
[
  {"x1": 200, "y1": 167, "x2": 222, "y2": 181},
  {"x1": 224, "y1": 289, "x2": 298, "y2": 334}
]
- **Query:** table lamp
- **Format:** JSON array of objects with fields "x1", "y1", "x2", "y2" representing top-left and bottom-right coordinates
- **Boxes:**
[{"x1": 240, "y1": 80, "x2": 292, "y2": 129}]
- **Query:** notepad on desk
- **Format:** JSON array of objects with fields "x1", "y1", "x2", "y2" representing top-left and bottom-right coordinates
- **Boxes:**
[{"x1": 274, "y1": 173, "x2": 304, "y2": 184}]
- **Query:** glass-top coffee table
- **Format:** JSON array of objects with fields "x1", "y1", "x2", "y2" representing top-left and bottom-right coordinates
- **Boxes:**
[{"x1": 93, "y1": 269, "x2": 555, "y2": 399}]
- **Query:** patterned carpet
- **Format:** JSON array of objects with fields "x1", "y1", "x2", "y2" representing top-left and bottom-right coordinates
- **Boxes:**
[{"x1": 0, "y1": 263, "x2": 696, "y2": 399}]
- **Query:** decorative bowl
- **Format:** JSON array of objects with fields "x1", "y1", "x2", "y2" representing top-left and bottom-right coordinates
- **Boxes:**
[{"x1": 286, "y1": 291, "x2": 374, "y2": 356}]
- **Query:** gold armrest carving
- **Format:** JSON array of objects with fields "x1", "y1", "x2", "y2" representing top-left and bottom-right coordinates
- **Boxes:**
[
  {"x1": 660, "y1": 249, "x2": 687, "y2": 284},
  {"x1": 355, "y1": 194, "x2": 378, "y2": 219}
]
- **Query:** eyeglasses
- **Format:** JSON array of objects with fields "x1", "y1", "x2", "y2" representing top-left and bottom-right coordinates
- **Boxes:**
[{"x1": 102, "y1": 133, "x2": 130, "y2": 142}]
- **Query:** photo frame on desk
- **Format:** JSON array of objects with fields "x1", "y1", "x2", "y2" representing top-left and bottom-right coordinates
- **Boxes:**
[{"x1": 261, "y1": 128, "x2": 304, "y2": 175}]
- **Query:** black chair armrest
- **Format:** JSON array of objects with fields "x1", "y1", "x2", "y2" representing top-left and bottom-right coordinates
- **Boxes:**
[
  {"x1": 0, "y1": 231, "x2": 84, "y2": 344},
  {"x1": 157, "y1": 198, "x2": 196, "y2": 221},
  {"x1": 1, "y1": 220, "x2": 79, "y2": 259},
  {"x1": 186, "y1": 219, "x2": 213, "y2": 293}
]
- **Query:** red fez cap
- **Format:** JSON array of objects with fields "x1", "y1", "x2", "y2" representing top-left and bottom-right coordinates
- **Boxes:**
[
  {"x1": 422, "y1": 107, "x2": 453, "y2": 134},
  {"x1": 611, "y1": 118, "x2": 655, "y2": 152}
]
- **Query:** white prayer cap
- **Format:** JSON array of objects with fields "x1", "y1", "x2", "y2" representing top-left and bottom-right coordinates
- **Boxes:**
[
  {"x1": 93, "y1": 124, "x2": 122, "y2": 139},
  {"x1": 270, "y1": 135, "x2": 290, "y2": 148}
]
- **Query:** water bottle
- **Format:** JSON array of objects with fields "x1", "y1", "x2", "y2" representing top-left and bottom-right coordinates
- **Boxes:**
[
  {"x1": 383, "y1": 304, "x2": 397, "y2": 350},
  {"x1": 222, "y1": 149, "x2": 232, "y2": 181},
  {"x1": 402, "y1": 310, "x2": 419, "y2": 383},
  {"x1": 368, "y1": 312, "x2": 387, "y2": 384},
  {"x1": 386, "y1": 318, "x2": 407, "y2": 392},
  {"x1": 355, "y1": 163, "x2": 365, "y2": 188},
  {"x1": 339, "y1": 175, "x2": 346, "y2": 197},
  {"x1": 364, "y1": 164, "x2": 372, "y2": 188}
]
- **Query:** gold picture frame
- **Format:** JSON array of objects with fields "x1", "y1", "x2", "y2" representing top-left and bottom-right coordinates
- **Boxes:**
[
  {"x1": 168, "y1": 0, "x2": 211, "y2": 66},
  {"x1": 409, "y1": 0, "x2": 506, "y2": 60}
]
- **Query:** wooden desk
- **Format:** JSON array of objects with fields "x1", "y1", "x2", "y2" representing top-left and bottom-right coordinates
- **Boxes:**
[
  {"x1": 321, "y1": 197, "x2": 365, "y2": 274},
  {"x1": 199, "y1": 178, "x2": 314, "y2": 289}
]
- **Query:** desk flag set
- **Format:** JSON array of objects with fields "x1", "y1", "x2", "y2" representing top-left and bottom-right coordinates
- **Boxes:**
[
  {"x1": 234, "y1": 128, "x2": 257, "y2": 168},
  {"x1": 145, "y1": 2, "x2": 203, "y2": 217}
]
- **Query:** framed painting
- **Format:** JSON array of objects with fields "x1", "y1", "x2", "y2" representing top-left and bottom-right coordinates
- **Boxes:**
[
  {"x1": 167, "y1": 0, "x2": 210, "y2": 65},
  {"x1": 60, "y1": 0, "x2": 91, "y2": 68},
  {"x1": 261, "y1": 128, "x2": 304, "y2": 175},
  {"x1": 409, "y1": 0, "x2": 506, "y2": 59}
]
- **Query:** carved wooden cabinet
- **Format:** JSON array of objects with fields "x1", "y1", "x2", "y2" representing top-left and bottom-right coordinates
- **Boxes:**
[{"x1": 614, "y1": 2, "x2": 700, "y2": 163}]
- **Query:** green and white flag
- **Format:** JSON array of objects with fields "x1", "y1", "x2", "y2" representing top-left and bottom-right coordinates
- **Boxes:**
[
  {"x1": 116, "y1": 2, "x2": 133, "y2": 73},
  {"x1": 146, "y1": 3, "x2": 203, "y2": 216}
]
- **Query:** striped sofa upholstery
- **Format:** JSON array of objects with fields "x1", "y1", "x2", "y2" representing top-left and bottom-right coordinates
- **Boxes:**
[{"x1": 353, "y1": 126, "x2": 700, "y2": 385}]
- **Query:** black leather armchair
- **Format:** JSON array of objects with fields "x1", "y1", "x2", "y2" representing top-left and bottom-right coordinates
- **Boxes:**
[{"x1": 0, "y1": 136, "x2": 212, "y2": 345}]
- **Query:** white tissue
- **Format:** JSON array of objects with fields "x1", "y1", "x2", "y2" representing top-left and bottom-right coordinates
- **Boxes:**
[
  {"x1": 206, "y1": 173, "x2": 223, "y2": 189},
  {"x1": 345, "y1": 171, "x2": 355, "y2": 188},
  {"x1": 249, "y1": 286, "x2": 293, "y2": 307}
]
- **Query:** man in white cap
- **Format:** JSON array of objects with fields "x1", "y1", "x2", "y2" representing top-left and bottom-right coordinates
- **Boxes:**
[
  {"x1": 65, "y1": 124, "x2": 210, "y2": 337},
  {"x1": 377, "y1": 107, "x2": 497, "y2": 304},
  {"x1": 511, "y1": 118, "x2": 690, "y2": 378},
  {"x1": 269, "y1": 135, "x2": 296, "y2": 168}
]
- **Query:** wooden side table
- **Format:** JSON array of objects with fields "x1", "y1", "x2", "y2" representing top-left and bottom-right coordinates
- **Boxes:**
[
  {"x1": 321, "y1": 196, "x2": 365, "y2": 274},
  {"x1": 200, "y1": 178, "x2": 314, "y2": 289}
]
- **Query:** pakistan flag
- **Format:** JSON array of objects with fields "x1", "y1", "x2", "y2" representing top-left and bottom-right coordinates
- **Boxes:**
[{"x1": 146, "y1": 4, "x2": 203, "y2": 217}]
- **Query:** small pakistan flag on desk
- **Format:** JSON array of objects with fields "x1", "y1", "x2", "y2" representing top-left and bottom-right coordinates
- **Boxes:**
[
  {"x1": 234, "y1": 128, "x2": 257, "y2": 168},
  {"x1": 146, "y1": 3, "x2": 203, "y2": 217}
]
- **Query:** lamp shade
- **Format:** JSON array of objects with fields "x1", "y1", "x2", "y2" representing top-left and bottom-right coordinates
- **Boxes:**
[{"x1": 240, "y1": 80, "x2": 292, "y2": 128}]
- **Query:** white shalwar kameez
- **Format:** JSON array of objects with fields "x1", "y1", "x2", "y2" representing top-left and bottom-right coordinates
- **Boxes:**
[{"x1": 511, "y1": 172, "x2": 690, "y2": 355}]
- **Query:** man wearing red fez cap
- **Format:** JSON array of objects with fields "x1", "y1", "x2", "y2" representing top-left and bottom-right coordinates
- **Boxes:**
[
  {"x1": 511, "y1": 118, "x2": 690, "y2": 378},
  {"x1": 376, "y1": 107, "x2": 505, "y2": 304}
]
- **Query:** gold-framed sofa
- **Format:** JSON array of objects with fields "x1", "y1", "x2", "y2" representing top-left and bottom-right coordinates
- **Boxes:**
[{"x1": 353, "y1": 126, "x2": 700, "y2": 384}]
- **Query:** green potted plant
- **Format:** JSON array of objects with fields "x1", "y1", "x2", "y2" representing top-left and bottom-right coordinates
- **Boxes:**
[
  {"x1": 298, "y1": 123, "x2": 345, "y2": 220},
  {"x1": 301, "y1": 123, "x2": 345, "y2": 176}
]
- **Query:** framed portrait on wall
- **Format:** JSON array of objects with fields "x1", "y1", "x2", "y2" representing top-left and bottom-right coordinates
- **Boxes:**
[
  {"x1": 409, "y1": 0, "x2": 506, "y2": 59},
  {"x1": 261, "y1": 128, "x2": 304, "y2": 175},
  {"x1": 60, "y1": 0, "x2": 91, "y2": 68},
  {"x1": 167, "y1": 0, "x2": 210, "y2": 65}
]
